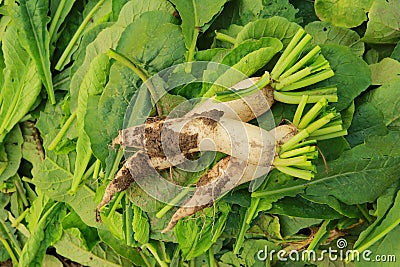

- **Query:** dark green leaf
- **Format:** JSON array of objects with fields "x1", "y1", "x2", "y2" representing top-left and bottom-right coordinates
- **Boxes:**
[
  {"x1": 346, "y1": 102, "x2": 388, "y2": 147},
  {"x1": 269, "y1": 196, "x2": 342, "y2": 219},
  {"x1": 49, "y1": 0, "x2": 77, "y2": 47},
  {"x1": 98, "y1": 229, "x2": 145, "y2": 266},
  {"x1": 318, "y1": 44, "x2": 372, "y2": 111},
  {"x1": 354, "y1": 188, "x2": 400, "y2": 257}
]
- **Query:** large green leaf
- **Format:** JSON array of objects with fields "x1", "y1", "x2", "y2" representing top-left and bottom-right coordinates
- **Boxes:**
[
  {"x1": 98, "y1": 229, "x2": 145, "y2": 266},
  {"x1": 363, "y1": 0, "x2": 400, "y2": 44},
  {"x1": 346, "y1": 102, "x2": 388, "y2": 147},
  {"x1": 54, "y1": 228, "x2": 132, "y2": 266},
  {"x1": 18, "y1": 203, "x2": 66, "y2": 267},
  {"x1": 317, "y1": 44, "x2": 372, "y2": 111},
  {"x1": 306, "y1": 132, "x2": 400, "y2": 204},
  {"x1": 175, "y1": 202, "x2": 230, "y2": 260},
  {"x1": 202, "y1": 37, "x2": 283, "y2": 97},
  {"x1": 314, "y1": 0, "x2": 373, "y2": 28},
  {"x1": 235, "y1": 16, "x2": 301, "y2": 47},
  {"x1": 256, "y1": 132, "x2": 400, "y2": 208},
  {"x1": 170, "y1": 0, "x2": 228, "y2": 52},
  {"x1": 354, "y1": 188, "x2": 400, "y2": 263},
  {"x1": 369, "y1": 58, "x2": 400, "y2": 85},
  {"x1": 132, "y1": 205, "x2": 149, "y2": 244},
  {"x1": 269, "y1": 196, "x2": 343, "y2": 219},
  {"x1": 0, "y1": 24, "x2": 41, "y2": 143},
  {"x1": 33, "y1": 96, "x2": 103, "y2": 229},
  {"x1": 73, "y1": 54, "x2": 110, "y2": 193},
  {"x1": 362, "y1": 78, "x2": 400, "y2": 127},
  {"x1": 85, "y1": 62, "x2": 140, "y2": 163},
  {"x1": 16, "y1": 0, "x2": 54, "y2": 104},
  {"x1": 116, "y1": 11, "x2": 186, "y2": 74},
  {"x1": 69, "y1": 1, "x2": 137, "y2": 111},
  {"x1": 305, "y1": 21, "x2": 364, "y2": 56}
]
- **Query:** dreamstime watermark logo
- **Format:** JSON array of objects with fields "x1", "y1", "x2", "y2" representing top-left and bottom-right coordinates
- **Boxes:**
[
  {"x1": 122, "y1": 62, "x2": 276, "y2": 206},
  {"x1": 257, "y1": 238, "x2": 396, "y2": 263}
]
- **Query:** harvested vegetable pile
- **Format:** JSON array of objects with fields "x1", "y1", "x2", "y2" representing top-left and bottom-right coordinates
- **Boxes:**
[{"x1": 0, "y1": 0, "x2": 400, "y2": 266}]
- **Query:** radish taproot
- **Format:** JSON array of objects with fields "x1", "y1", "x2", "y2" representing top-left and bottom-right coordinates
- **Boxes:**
[{"x1": 96, "y1": 29, "x2": 347, "y2": 229}]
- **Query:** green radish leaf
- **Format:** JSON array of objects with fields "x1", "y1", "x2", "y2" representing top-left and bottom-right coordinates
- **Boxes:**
[
  {"x1": 175, "y1": 202, "x2": 230, "y2": 260},
  {"x1": 355, "y1": 225, "x2": 400, "y2": 267},
  {"x1": 268, "y1": 195, "x2": 343, "y2": 219},
  {"x1": 354, "y1": 189, "x2": 400, "y2": 255},
  {"x1": 248, "y1": 0, "x2": 300, "y2": 24},
  {"x1": 346, "y1": 102, "x2": 388, "y2": 147},
  {"x1": 0, "y1": 24, "x2": 41, "y2": 143},
  {"x1": 391, "y1": 41, "x2": 400, "y2": 61},
  {"x1": 70, "y1": 23, "x2": 113, "y2": 80},
  {"x1": 362, "y1": 78, "x2": 400, "y2": 127},
  {"x1": 305, "y1": 21, "x2": 365, "y2": 57},
  {"x1": 369, "y1": 58, "x2": 400, "y2": 85},
  {"x1": 0, "y1": 209, "x2": 20, "y2": 264},
  {"x1": 235, "y1": 17, "x2": 301, "y2": 47},
  {"x1": 85, "y1": 62, "x2": 140, "y2": 163},
  {"x1": 363, "y1": 0, "x2": 400, "y2": 44},
  {"x1": 220, "y1": 239, "x2": 280, "y2": 267},
  {"x1": 98, "y1": 229, "x2": 145, "y2": 266},
  {"x1": 317, "y1": 44, "x2": 372, "y2": 111},
  {"x1": 54, "y1": 228, "x2": 132, "y2": 266},
  {"x1": 33, "y1": 97, "x2": 103, "y2": 229},
  {"x1": 72, "y1": 54, "x2": 110, "y2": 194},
  {"x1": 32, "y1": 150, "x2": 103, "y2": 229},
  {"x1": 255, "y1": 132, "x2": 400, "y2": 208},
  {"x1": 69, "y1": 1, "x2": 134, "y2": 112},
  {"x1": 0, "y1": 126, "x2": 23, "y2": 182},
  {"x1": 279, "y1": 216, "x2": 322, "y2": 237},
  {"x1": 300, "y1": 194, "x2": 362, "y2": 218},
  {"x1": 202, "y1": 37, "x2": 282, "y2": 97},
  {"x1": 314, "y1": 0, "x2": 373, "y2": 28},
  {"x1": 16, "y1": 0, "x2": 54, "y2": 104},
  {"x1": 291, "y1": 0, "x2": 318, "y2": 26},
  {"x1": 25, "y1": 192, "x2": 51, "y2": 232},
  {"x1": 170, "y1": 0, "x2": 228, "y2": 51},
  {"x1": 18, "y1": 203, "x2": 66, "y2": 267},
  {"x1": 221, "y1": 37, "x2": 283, "y2": 67},
  {"x1": 116, "y1": 10, "x2": 185, "y2": 75},
  {"x1": 353, "y1": 184, "x2": 399, "y2": 252},
  {"x1": 249, "y1": 214, "x2": 283, "y2": 240},
  {"x1": 305, "y1": 132, "x2": 400, "y2": 205},
  {"x1": 132, "y1": 205, "x2": 150, "y2": 244},
  {"x1": 49, "y1": 0, "x2": 77, "y2": 48},
  {"x1": 111, "y1": 0, "x2": 129, "y2": 21}
]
